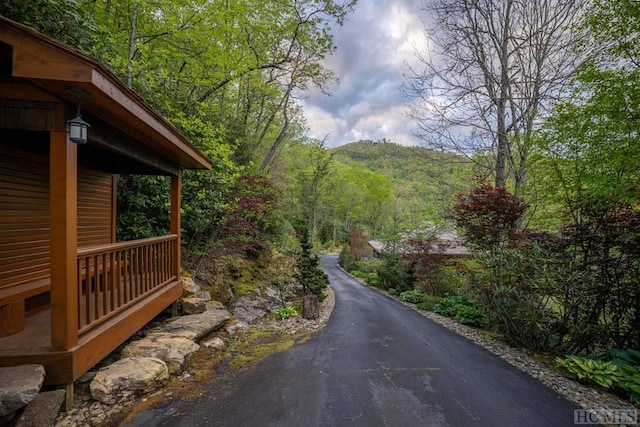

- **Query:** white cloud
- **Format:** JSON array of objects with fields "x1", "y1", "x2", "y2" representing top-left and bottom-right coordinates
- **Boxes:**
[{"x1": 300, "y1": 0, "x2": 427, "y2": 148}]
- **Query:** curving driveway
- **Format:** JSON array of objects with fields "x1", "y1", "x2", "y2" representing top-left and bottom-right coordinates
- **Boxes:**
[{"x1": 126, "y1": 255, "x2": 578, "y2": 426}]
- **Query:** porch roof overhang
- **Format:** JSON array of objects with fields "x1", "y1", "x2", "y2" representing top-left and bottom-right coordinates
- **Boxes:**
[{"x1": 0, "y1": 16, "x2": 212, "y2": 173}]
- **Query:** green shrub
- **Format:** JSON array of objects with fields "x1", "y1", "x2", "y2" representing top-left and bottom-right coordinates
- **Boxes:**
[
  {"x1": 596, "y1": 349, "x2": 640, "y2": 405},
  {"x1": 388, "y1": 288, "x2": 399, "y2": 296},
  {"x1": 455, "y1": 305, "x2": 486, "y2": 327},
  {"x1": 399, "y1": 289, "x2": 427, "y2": 304},
  {"x1": 274, "y1": 306, "x2": 298, "y2": 320},
  {"x1": 338, "y1": 245, "x2": 356, "y2": 271},
  {"x1": 364, "y1": 272, "x2": 379, "y2": 286},
  {"x1": 473, "y1": 246, "x2": 559, "y2": 351},
  {"x1": 434, "y1": 298, "x2": 459, "y2": 316},
  {"x1": 556, "y1": 356, "x2": 621, "y2": 388},
  {"x1": 350, "y1": 270, "x2": 367, "y2": 279},
  {"x1": 618, "y1": 365, "x2": 640, "y2": 405},
  {"x1": 434, "y1": 295, "x2": 475, "y2": 317},
  {"x1": 605, "y1": 348, "x2": 640, "y2": 368},
  {"x1": 440, "y1": 265, "x2": 469, "y2": 294},
  {"x1": 377, "y1": 254, "x2": 410, "y2": 291},
  {"x1": 416, "y1": 295, "x2": 442, "y2": 311},
  {"x1": 355, "y1": 257, "x2": 384, "y2": 274}
]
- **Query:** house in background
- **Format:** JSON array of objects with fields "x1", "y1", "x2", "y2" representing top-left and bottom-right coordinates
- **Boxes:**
[
  {"x1": 0, "y1": 16, "x2": 211, "y2": 404},
  {"x1": 369, "y1": 225, "x2": 470, "y2": 259}
]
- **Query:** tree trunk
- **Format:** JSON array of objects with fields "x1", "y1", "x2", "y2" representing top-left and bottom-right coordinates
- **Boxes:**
[
  {"x1": 302, "y1": 294, "x2": 319, "y2": 320},
  {"x1": 126, "y1": 2, "x2": 139, "y2": 89}
]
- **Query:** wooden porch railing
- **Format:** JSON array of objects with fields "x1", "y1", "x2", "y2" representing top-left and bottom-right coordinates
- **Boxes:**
[{"x1": 76, "y1": 235, "x2": 177, "y2": 334}]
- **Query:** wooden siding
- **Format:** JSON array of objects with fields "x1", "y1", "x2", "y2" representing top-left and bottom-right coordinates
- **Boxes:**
[
  {"x1": 77, "y1": 170, "x2": 113, "y2": 247},
  {"x1": 0, "y1": 145, "x2": 114, "y2": 293},
  {"x1": 0, "y1": 147, "x2": 50, "y2": 289}
]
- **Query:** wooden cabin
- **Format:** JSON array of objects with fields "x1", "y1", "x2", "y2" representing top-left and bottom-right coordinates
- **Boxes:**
[{"x1": 0, "y1": 16, "x2": 211, "y2": 401}]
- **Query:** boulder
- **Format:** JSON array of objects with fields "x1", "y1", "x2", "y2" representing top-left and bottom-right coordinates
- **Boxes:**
[
  {"x1": 264, "y1": 286, "x2": 280, "y2": 301},
  {"x1": 206, "y1": 301, "x2": 226, "y2": 311},
  {"x1": 232, "y1": 295, "x2": 278, "y2": 323},
  {"x1": 208, "y1": 281, "x2": 234, "y2": 304},
  {"x1": 15, "y1": 389, "x2": 65, "y2": 427},
  {"x1": 155, "y1": 309, "x2": 230, "y2": 341},
  {"x1": 182, "y1": 277, "x2": 199, "y2": 294},
  {"x1": 195, "y1": 291, "x2": 212, "y2": 302},
  {"x1": 224, "y1": 320, "x2": 250, "y2": 337},
  {"x1": 201, "y1": 336, "x2": 226, "y2": 352},
  {"x1": 90, "y1": 357, "x2": 169, "y2": 405},
  {"x1": 121, "y1": 334, "x2": 200, "y2": 375},
  {"x1": 0, "y1": 364, "x2": 45, "y2": 416},
  {"x1": 180, "y1": 297, "x2": 206, "y2": 315}
]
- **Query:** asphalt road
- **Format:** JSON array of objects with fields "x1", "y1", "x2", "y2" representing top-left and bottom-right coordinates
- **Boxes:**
[{"x1": 126, "y1": 255, "x2": 578, "y2": 426}]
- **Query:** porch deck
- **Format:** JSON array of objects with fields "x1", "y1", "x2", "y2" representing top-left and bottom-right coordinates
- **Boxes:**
[
  {"x1": 0, "y1": 235, "x2": 182, "y2": 385},
  {"x1": 0, "y1": 308, "x2": 50, "y2": 352}
]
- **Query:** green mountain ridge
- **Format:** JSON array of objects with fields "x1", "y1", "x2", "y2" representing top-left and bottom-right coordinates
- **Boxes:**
[{"x1": 331, "y1": 140, "x2": 471, "y2": 231}]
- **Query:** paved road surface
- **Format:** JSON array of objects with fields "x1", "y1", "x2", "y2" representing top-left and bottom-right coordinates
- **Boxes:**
[{"x1": 127, "y1": 255, "x2": 578, "y2": 426}]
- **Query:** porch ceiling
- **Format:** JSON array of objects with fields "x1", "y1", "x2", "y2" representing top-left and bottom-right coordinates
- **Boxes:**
[{"x1": 0, "y1": 16, "x2": 212, "y2": 173}]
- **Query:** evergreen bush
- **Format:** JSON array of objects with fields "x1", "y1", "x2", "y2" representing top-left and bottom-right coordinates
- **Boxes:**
[{"x1": 296, "y1": 228, "x2": 329, "y2": 301}]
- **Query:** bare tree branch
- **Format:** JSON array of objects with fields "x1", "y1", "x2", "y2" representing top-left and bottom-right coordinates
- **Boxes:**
[{"x1": 403, "y1": 0, "x2": 585, "y2": 191}]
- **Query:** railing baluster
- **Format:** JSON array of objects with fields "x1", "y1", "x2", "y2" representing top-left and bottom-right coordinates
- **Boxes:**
[
  {"x1": 78, "y1": 258, "x2": 84, "y2": 328},
  {"x1": 96, "y1": 254, "x2": 109, "y2": 316},
  {"x1": 93, "y1": 255, "x2": 99, "y2": 321},
  {"x1": 145, "y1": 244, "x2": 151, "y2": 292},
  {"x1": 161, "y1": 241, "x2": 167, "y2": 282},
  {"x1": 132, "y1": 246, "x2": 138, "y2": 298},
  {"x1": 154, "y1": 243, "x2": 159, "y2": 288},
  {"x1": 110, "y1": 252, "x2": 114, "y2": 311}
]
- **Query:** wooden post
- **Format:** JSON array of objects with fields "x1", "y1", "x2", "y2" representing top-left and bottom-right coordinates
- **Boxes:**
[
  {"x1": 50, "y1": 130, "x2": 79, "y2": 351},
  {"x1": 170, "y1": 174, "x2": 181, "y2": 279}
]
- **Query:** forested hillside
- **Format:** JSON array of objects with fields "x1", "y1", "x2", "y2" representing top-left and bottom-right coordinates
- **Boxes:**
[{"x1": 332, "y1": 140, "x2": 471, "y2": 231}]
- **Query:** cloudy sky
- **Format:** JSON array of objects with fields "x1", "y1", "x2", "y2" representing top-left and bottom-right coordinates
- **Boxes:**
[{"x1": 300, "y1": 0, "x2": 428, "y2": 148}]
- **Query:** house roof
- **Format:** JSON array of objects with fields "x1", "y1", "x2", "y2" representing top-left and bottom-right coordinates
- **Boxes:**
[
  {"x1": 369, "y1": 228, "x2": 470, "y2": 257},
  {"x1": 0, "y1": 16, "x2": 211, "y2": 171}
]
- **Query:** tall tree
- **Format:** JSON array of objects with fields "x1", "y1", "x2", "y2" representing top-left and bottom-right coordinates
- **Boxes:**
[
  {"x1": 536, "y1": 0, "x2": 640, "y2": 212},
  {"x1": 296, "y1": 139, "x2": 336, "y2": 243},
  {"x1": 403, "y1": 0, "x2": 583, "y2": 191}
]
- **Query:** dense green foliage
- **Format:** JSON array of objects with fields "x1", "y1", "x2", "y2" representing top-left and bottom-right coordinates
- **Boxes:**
[
  {"x1": 376, "y1": 254, "x2": 410, "y2": 292},
  {"x1": 0, "y1": 0, "x2": 96, "y2": 49}
]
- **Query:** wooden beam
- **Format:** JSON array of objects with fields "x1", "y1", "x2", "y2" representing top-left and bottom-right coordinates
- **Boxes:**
[
  {"x1": 9, "y1": 34, "x2": 92, "y2": 82},
  {"x1": 49, "y1": 130, "x2": 78, "y2": 351},
  {"x1": 87, "y1": 117, "x2": 179, "y2": 175},
  {"x1": 90, "y1": 71, "x2": 210, "y2": 170},
  {"x1": 0, "y1": 99, "x2": 56, "y2": 130},
  {"x1": 170, "y1": 175, "x2": 181, "y2": 278},
  {"x1": 0, "y1": 81, "x2": 59, "y2": 102}
]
